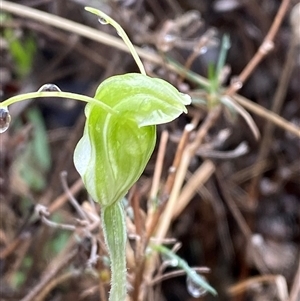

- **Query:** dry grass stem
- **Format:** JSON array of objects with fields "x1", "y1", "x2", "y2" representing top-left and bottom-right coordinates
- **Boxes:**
[
  {"x1": 155, "y1": 106, "x2": 221, "y2": 241},
  {"x1": 225, "y1": 0, "x2": 291, "y2": 96},
  {"x1": 216, "y1": 172, "x2": 252, "y2": 239},
  {"x1": 149, "y1": 130, "x2": 169, "y2": 202},
  {"x1": 20, "y1": 249, "x2": 77, "y2": 301},
  {"x1": 150, "y1": 267, "x2": 210, "y2": 286},
  {"x1": 34, "y1": 270, "x2": 81, "y2": 301},
  {"x1": 60, "y1": 171, "x2": 89, "y2": 221},
  {"x1": 233, "y1": 94, "x2": 300, "y2": 138},
  {"x1": 248, "y1": 30, "x2": 298, "y2": 203},
  {"x1": 227, "y1": 274, "x2": 289, "y2": 301},
  {"x1": 162, "y1": 123, "x2": 194, "y2": 197},
  {"x1": 173, "y1": 159, "x2": 215, "y2": 219},
  {"x1": 0, "y1": 232, "x2": 31, "y2": 259},
  {"x1": 48, "y1": 178, "x2": 83, "y2": 213},
  {"x1": 146, "y1": 130, "x2": 169, "y2": 232},
  {"x1": 288, "y1": 258, "x2": 300, "y2": 301}
]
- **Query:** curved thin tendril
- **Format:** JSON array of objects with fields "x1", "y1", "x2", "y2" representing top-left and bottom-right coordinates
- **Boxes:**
[
  {"x1": 85, "y1": 7, "x2": 146, "y2": 76},
  {"x1": 0, "y1": 91, "x2": 118, "y2": 115}
]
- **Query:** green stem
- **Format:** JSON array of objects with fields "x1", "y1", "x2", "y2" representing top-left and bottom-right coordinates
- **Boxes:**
[
  {"x1": 0, "y1": 91, "x2": 117, "y2": 115},
  {"x1": 102, "y1": 202, "x2": 127, "y2": 301},
  {"x1": 85, "y1": 7, "x2": 146, "y2": 76}
]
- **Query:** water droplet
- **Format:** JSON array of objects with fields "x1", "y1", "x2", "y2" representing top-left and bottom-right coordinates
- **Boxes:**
[
  {"x1": 193, "y1": 45, "x2": 208, "y2": 55},
  {"x1": 230, "y1": 76, "x2": 243, "y2": 90},
  {"x1": 161, "y1": 254, "x2": 178, "y2": 267},
  {"x1": 38, "y1": 84, "x2": 61, "y2": 92},
  {"x1": 186, "y1": 273, "x2": 208, "y2": 298},
  {"x1": 214, "y1": 0, "x2": 242, "y2": 12},
  {"x1": 164, "y1": 34, "x2": 176, "y2": 43},
  {"x1": 261, "y1": 40, "x2": 274, "y2": 53},
  {"x1": 169, "y1": 258, "x2": 179, "y2": 267},
  {"x1": 0, "y1": 107, "x2": 11, "y2": 133},
  {"x1": 98, "y1": 17, "x2": 108, "y2": 25},
  {"x1": 199, "y1": 46, "x2": 208, "y2": 54},
  {"x1": 160, "y1": 34, "x2": 177, "y2": 52}
]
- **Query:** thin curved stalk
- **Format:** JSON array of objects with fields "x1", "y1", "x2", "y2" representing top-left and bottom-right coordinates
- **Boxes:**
[
  {"x1": 0, "y1": 91, "x2": 117, "y2": 115},
  {"x1": 85, "y1": 7, "x2": 146, "y2": 76}
]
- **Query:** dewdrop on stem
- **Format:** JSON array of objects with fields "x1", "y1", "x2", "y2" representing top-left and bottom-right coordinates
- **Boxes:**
[
  {"x1": 186, "y1": 272, "x2": 208, "y2": 298},
  {"x1": 230, "y1": 76, "x2": 243, "y2": 90},
  {"x1": 161, "y1": 254, "x2": 179, "y2": 267},
  {"x1": 160, "y1": 34, "x2": 177, "y2": 52},
  {"x1": 0, "y1": 107, "x2": 11, "y2": 133},
  {"x1": 38, "y1": 84, "x2": 61, "y2": 92},
  {"x1": 199, "y1": 46, "x2": 208, "y2": 54},
  {"x1": 98, "y1": 17, "x2": 108, "y2": 25}
]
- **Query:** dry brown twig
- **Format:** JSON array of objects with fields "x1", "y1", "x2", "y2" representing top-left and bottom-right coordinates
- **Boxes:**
[
  {"x1": 139, "y1": 106, "x2": 221, "y2": 301},
  {"x1": 225, "y1": 0, "x2": 291, "y2": 96},
  {"x1": 227, "y1": 274, "x2": 289, "y2": 301},
  {"x1": 149, "y1": 267, "x2": 210, "y2": 286},
  {"x1": 33, "y1": 270, "x2": 81, "y2": 301},
  {"x1": 20, "y1": 249, "x2": 78, "y2": 301},
  {"x1": 248, "y1": 1, "x2": 300, "y2": 204},
  {"x1": 289, "y1": 258, "x2": 300, "y2": 301},
  {"x1": 17, "y1": 173, "x2": 102, "y2": 301},
  {"x1": 144, "y1": 123, "x2": 194, "y2": 244},
  {"x1": 155, "y1": 106, "x2": 221, "y2": 241},
  {"x1": 0, "y1": 231, "x2": 31, "y2": 259},
  {"x1": 146, "y1": 130, "x2": 169, "y2": 232},
  {"x1": 48, "y1": 177, "x2": 84, "y2": 213}
]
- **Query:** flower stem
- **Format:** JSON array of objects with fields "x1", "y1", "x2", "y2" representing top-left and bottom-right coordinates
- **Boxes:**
[
  {"x1": 0, "y1": 91, "x2": 117, "y2": 115},
  {"x1": 102, "y1": 202, "x2": 127, "y2": 301},
  {"x1": 85, "y1": 7, "x2": 146, "y2": 76}
]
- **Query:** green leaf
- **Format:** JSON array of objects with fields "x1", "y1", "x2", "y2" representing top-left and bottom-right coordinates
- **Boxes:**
[
  {"x1": 4, "y1": 28, "x2": 36, "y2": 78},
  {"x1": 215, "y1": 35, "x2": 230, "y2": 82},
  {"x1": 26, "y1": 108, "x2": 51, "y2": 171},
  {"x1": 95, "y1": 73, "x2": 191, "y2": 127},
  {"x1": 152, "y1": 244, "x2": 217, "y2": 296},
  {"x1": 12, "y1": 107, "x2": 51, "y2": 192}
]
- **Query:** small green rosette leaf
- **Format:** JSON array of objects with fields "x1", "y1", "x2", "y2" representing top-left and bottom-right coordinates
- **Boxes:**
[{"x1": 74, "y1": 73, "x2": 191, "y2": 207}]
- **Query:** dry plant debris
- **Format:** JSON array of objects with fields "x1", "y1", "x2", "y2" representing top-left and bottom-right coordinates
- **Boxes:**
[{"x1": 0, "y1": 1, "x2": 299, "y2": 301}]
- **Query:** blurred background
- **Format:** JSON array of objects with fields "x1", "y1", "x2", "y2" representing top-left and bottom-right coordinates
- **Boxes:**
[{"x1": 0, "y1": 1, "x2": 299, "y2": 300}]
